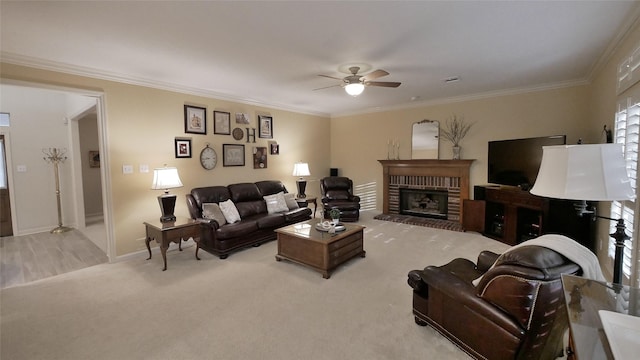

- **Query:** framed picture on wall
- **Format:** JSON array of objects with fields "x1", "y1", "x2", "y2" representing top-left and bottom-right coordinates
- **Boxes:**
[
  {"x1": 88, "y1": 150, "x2": 100, "y2": 168},
  {"x1": 214, "y1": 111, "x2": 231, "y2": 135},
  {"x1": 258, "y1": 115, "x2": 273, "y2": 139},
  {"x1": 269, "y1": 141, "x2": 279, "y2": 155},
  {"x1": 184, "y1": 105, "x2": 207, "y2": 134},
  {"x1": 235, "y1": 112, "x2": 250, "y2": 124},
  {"x1": 223, "y1": 144, "x2": 245, "y2": 166},
  {"x1": 253, "y1": 146, "x2": 267, "y2": 169},
  {"x1": 175, "y1": 138, "x2": 192, "y2": 158}
]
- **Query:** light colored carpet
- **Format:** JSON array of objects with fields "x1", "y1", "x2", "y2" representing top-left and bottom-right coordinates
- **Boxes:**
[{"x1": 0, "y1": 211, "x2": 509, "y2": 360}]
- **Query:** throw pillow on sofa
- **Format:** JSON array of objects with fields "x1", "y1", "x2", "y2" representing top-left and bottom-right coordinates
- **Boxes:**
[
  {"x1": 283, "y1": 193, "x2": 299, "y2": 210},
  {"x1": 202, "y1": 203, "x2": 227, "y2": 226},
  {"x1": 264, "y1": 192, "x2": 289, "y2": 214},
  {"x1": 219, "y1": 199, "x2": 241, "y2": 223}
]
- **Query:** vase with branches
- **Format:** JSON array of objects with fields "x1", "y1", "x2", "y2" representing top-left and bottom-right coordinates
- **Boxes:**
[{"x1": 440, "y1": 115, "x2": 473, "y2": 159}]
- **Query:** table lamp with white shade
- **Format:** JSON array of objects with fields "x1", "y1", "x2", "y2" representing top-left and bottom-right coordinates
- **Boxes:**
[
  {"x1": 292, "y1": 162, "x2": 311, "y2": 198},
  {"x1": 151, "y1": 166, "x2": 183, "y2": 222}
]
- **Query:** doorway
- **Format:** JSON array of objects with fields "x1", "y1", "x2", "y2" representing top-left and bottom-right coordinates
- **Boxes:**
[
  {"x1": 70, "y1": 105, "x2": 107, "y2": 253},
  {"x1": 0, "y1": 83, "x2": 113, "y2": 261},
  {"x1": 0, "y1": 133, "x2": 13, "y2": 236}
]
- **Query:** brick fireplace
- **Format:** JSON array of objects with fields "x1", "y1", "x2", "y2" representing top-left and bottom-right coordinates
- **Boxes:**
[{"x1": 378, "y1": 159, "x2": 474, "y2": 223}]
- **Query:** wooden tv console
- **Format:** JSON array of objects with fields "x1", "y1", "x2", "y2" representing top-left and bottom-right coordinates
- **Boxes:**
[{"x1": 464, "y1": 185, "x2": 595, "y2": 250}]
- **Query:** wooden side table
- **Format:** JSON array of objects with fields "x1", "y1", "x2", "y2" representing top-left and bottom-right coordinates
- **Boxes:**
[
  {"x1": 296, "y1": 196, "x2": 318, "y2": 217},
  {"x1": 144, "y1": 217, "x2": 199, "y2": 271}
]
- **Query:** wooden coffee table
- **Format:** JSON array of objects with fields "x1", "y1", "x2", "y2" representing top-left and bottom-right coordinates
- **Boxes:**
[{"x1": 275, "y1": 220, "x2": 365, "y2": 279}]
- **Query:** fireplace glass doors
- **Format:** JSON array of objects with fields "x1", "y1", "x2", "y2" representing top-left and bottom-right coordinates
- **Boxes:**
[{"x1": 399, "y1": 188, "x2": 448, "y2": 219}]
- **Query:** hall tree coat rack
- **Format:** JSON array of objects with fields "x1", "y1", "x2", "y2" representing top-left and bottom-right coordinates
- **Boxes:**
[{"x1": 43, "y1": 148, "x2": 72, "y2": 233}]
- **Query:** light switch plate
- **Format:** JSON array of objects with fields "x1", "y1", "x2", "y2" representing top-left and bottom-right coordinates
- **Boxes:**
[
  {"x1": 122, "y1": 165, "x2": 134, "y2": 174},
  {"x1": 139, "y1": 164, "x2": 149, "y2": 173},
  {"x1": 16, "y1": 165, "x2": 27, "y2": 172}
]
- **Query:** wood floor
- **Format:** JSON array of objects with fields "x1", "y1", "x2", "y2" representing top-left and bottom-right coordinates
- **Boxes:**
[{"x1": 0, "y1": 227, "x2": 108, "y2": 289}]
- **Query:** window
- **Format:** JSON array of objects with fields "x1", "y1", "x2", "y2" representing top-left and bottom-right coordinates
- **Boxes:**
[
  {"x1": 612, "y1": 85, "x2": 640, "y2": 286},
  {"x1": 0, "y1": 113, "x2": 9, "y2": 127}
]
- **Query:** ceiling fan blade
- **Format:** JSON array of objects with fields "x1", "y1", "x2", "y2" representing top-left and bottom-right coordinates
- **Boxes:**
[
  {"x1": 366, "y1": 81, "x2": 401, "y2": 88},
  {"x1": 317, "y1": 74, "x2": 344, "y2": 81},
  {"x1": 313, "y1": 84, "x2": 341, "y2": 91},
  {"x1": 361, "y1": 69, "x2": 389, "y2": 81}
]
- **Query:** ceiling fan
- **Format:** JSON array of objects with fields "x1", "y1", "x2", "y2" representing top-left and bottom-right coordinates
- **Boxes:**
[{"x1": 315, "y1": 66, "x2": 401, "y2": 96}]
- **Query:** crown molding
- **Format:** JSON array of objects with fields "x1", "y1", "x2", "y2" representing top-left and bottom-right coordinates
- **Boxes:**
[
  {"x1": 586, "y1": 2, "x2": 640, "y2": 82},
  {"x1": 0, "y1": 52, "x2": 590, "y2": 120},
  {"x1": 0, "y1": 52, "x2": 330, "y2": 118},
  {"x1": 331, "y1": 79, "x2": 590, "y2": 118}
]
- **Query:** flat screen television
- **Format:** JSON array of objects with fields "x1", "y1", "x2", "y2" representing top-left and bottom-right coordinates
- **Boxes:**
[{"x1": 488, "y1": 135, "x2": 566, "y2": 189}]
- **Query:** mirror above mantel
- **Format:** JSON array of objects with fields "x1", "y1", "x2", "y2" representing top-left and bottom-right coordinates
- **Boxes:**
[{"x1": 412, "y1": 119, "x2": 439, "y2": 159}]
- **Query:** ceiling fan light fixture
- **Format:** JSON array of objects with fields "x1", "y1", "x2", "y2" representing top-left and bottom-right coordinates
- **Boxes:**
[{"x1": 345, "y1": 83, "x2": 365, "y2": 96}]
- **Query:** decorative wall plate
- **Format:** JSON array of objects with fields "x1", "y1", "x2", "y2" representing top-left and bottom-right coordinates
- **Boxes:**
[{"x1": 232, "y1": 127, "x2": 244, "y2": 141}]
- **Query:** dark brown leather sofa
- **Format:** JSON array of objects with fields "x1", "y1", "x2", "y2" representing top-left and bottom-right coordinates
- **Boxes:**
[
  {"x1": 407, "y1": 246, "x2": 581, "y2": 360},
  {"x1": 320, "y1": 176, "x2": 361, "y2": 222},
  {"x1": 186, "y1": 180, "x2": 311, "y2": 259}
]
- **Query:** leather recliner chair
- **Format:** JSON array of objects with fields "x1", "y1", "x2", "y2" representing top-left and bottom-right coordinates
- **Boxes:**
[
  {"x1": 320, "y1": 176, "x2": 361, "y2": 222},
  {"x1": 407, "y1": 245, "x2": 581, "y2": 360}
]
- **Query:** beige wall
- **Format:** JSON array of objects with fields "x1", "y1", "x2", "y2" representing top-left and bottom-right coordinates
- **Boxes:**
[
  {"x1": 590, "y1": 20, "x2": 640, "y2": 135},
  {"x1": 331, "y1": 85, "x2": 592, "y2": 209},
  {"x1": 1, "y1": 63, "x2": 330, "y2": 256}
]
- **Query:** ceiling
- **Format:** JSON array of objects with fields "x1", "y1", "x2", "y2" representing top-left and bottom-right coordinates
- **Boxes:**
[{"x1": 1, "y1": 1, "x2": 639, "y2": 117}]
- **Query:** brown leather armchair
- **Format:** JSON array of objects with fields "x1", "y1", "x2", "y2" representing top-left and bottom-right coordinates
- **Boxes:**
[
  {"x1": 320, "y1": 176, "x2": 361, "y2": 222},
  {"x1": 407, "y1": 245, "x2": 581, "y2": 360}
]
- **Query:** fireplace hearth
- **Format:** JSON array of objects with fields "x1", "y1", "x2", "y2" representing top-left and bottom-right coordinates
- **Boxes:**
[{"x1": 400, "y1": 188, "x2": 448, "y2": 219}]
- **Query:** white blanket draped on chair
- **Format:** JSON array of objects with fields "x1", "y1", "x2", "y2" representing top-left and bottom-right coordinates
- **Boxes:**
[{"x1": 473, "y1": 234, "x2": 605, "y2": 285}]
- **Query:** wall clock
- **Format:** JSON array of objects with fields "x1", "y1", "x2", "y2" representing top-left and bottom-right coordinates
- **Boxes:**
[{"x1": 199, "y1": 144, "x2": 217, "y2": 170}]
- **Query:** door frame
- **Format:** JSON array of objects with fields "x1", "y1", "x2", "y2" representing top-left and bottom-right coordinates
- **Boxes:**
[
  {"x1": 0, "y1": 132, "x2": 17, "y2": 236},
  {"x1": 0, "y1": 79, "x2": 115, "y2": 262},
  {"x1": 69, "y1": 105, "x2": 96, "y2": 229}
]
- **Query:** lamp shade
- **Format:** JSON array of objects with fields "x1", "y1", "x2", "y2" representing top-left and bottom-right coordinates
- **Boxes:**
[
  {"x1": 344, "y1": 83, "x2": 365, "y2": 96},
  {"x1": 292, "y1": 162, "x2": 311, "y2": 177},
  {"x1": 530, "y1": 144, "x2": 635, "y2": 201},
  {"x1": 151, "y1": 167, "x2": 183, "y2": 191}
]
